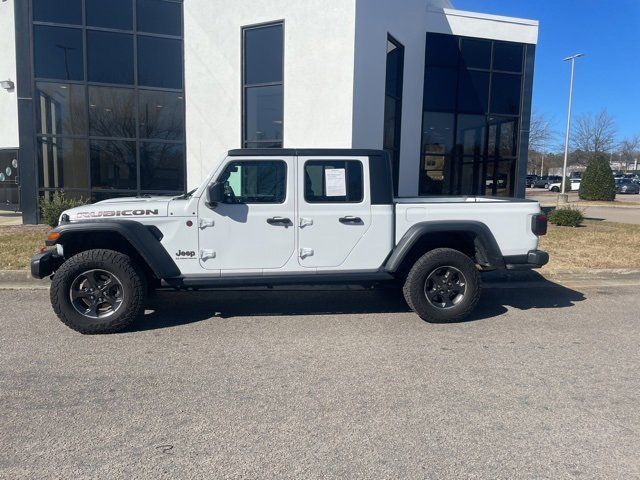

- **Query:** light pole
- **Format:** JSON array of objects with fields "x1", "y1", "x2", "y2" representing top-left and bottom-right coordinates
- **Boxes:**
[{"x1": 561, "y1": 53, "x2": 584, "y2": 198}]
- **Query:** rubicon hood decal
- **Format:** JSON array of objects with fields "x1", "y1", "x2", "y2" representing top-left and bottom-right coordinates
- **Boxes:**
[{"x1": 76, "y1": 209, "x2": 160, "y2": 219}]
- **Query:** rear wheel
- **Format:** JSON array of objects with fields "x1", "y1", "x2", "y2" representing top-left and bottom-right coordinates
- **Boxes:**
[
  {"x1": 403, "y1": 248, "x2": 481, "y2": 323},
  {"x1": 50, "y1": 249, "x2": 146, "y2": 334},
  {"x1": 551, "y1": 186, "x2": 560, "y2": 192}
]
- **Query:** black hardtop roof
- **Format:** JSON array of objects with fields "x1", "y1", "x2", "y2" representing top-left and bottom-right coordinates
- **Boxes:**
[{"x1": 228, "y1": 148, "x2": 388, "y2": 158}]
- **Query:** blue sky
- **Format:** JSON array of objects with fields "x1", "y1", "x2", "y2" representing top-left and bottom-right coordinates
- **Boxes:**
[{"x1": 454, "y1": 0, "x2": 640, "y2": 142}]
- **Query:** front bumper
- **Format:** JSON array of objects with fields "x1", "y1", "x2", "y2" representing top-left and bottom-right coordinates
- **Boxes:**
[
  {"x1": 30, "y1": 251, "x2": 63, "y2": 279},
  {"x1": 503, "y1": 250, "x2": 549, "y2": 270}
]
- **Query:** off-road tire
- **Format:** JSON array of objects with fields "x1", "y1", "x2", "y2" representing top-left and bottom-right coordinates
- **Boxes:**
[
  {"x1": 51, "y1": 249, "x2": 146, "y2": 334},
  {"x1": 403, "y1": 248, "x2": 481, "y2": 323}
]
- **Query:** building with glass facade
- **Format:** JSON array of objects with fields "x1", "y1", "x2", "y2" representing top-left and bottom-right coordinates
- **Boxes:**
[{"x1": 0, "y1": 0, "x2": 538, "y2": 224}]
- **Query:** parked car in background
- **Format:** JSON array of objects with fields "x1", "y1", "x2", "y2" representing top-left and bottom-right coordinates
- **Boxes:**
[
  {"x1": 615, "y1": 178, "x2": 640, "y2": 194},
  {"x1": 533, "y1": 176, "x2": 562, "y2": 189},
  {"x1": 548, "y1": 180, "x2": 580, "y2": 193},
  {"x1": 526, "y1": 175, "x2": 540, "y2": 188}
]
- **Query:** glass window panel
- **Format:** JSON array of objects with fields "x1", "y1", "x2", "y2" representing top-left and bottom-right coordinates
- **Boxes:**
[
  {"x1": 244, "y1": 24, "x2": 283, "y2": 85},
  {"x1": 422, "y1": 112, "x2": 454, "y2": 155},
  {"x1": 37, "y1": 137, "x2": 88, "y2": 189},
  {"x1": 88, "y1": 86, "x2": 136, "y2": 138},
  {"x1": 139, "y1": 90, "x2": 185, "y2": 141},
  {"x1": 423, "y1": 67, "x2": 457, "y2": 112},
  {"x1": 495, "y1": 160, "x2": 515, "y2": 196},
  {"x1": 484, "y1": 160, "x2": 496, "y2": 196},
  {"x1": 33, "y1": 0, "x2": 82, "y2": 25},
  {"x1": 87, "y1": 0, "x2": 133, "y2": 30},
  {"x1": 460, "y1": 161, "x2": 478, "y2": 195},
  {"x1": 456, "y1": 114, "x2": 486, "y2": 156},
  {"x1": 33, "y1": 26, "x2": 84, "y2": 81},
  {"x1": 90, "y1": 140, "x2": 137, "y2": 190},
  {"x1": 488, "y1": 116, "x2": 518, "y2": 157},
  {"x1": 140, "y1": 142, "x2": 185, "y2": 191},
  {"x1": 138, "y1": 36, "x2": 183, "y2": 89},
  {"x1": 218, "y1": 161, "x2": 286, "y2": 204},
  {"x1": 36, "y1": 83, "x2": 86, "y2": 136},
  {"x1": 87, "y1": 31, "x2": 134, "y2": 85},
  {"x1": 136, "y1": 0, "x2": 182, "y2": 36},
  {"x1": 304, "y1": 160, "x2": 363, "y2": 203},
  {"x1": 386, "y1": 38, "x2": 404, "y2": 98},
  {"x1": 91, "y1": 191, "x2": 137, "y2": 202},
  {"x1": 244, "y1": 85, "x2": 283, "y2": 144},
  {"x1": 457, "y1": 69, "x2": 489, "y2": 113},
  {"x1": 425, "y1": 33, "x2": 459, "y2": 67},
  {"x1": 460, "y1": 38, "x2": 491, "y2": 70},
  {"x1": 490, "y1": 73, "x2": 521, "y2": 115},
  {"x1": 493, "y1": 42, "x2": 524, "y2": 72},
  {"x1": 244, "y1": 141, "x2": 284, "y2": 149},
  {"x1": 383, "y1": 96, "x2": 400, "y2": 150}
]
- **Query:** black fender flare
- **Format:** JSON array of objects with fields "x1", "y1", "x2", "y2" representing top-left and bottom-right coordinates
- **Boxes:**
[
  {"x1": 48, "y1": 220, "x2": 181, "y2": 279},
  {"x1": 384, "y1": 221, "x2": 505, "y2": 272}
]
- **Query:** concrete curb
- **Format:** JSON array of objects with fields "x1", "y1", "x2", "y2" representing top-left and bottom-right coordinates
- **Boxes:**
[{"x1": 2, "y1": 269, "x2": 640, "y2": 291}]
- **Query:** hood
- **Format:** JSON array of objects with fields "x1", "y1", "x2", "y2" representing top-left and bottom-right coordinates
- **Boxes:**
[{"x1": 63, "y1": 195, "x2": 172, "y2": 222}]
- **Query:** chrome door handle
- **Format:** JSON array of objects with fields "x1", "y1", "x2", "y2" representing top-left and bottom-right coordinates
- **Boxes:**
[
  {"x1": 339, "y1": 216, "x2": 363, "y2": 224},
  {"x1": 267, "y1": 216, "x2": 291, "y2": 226}
]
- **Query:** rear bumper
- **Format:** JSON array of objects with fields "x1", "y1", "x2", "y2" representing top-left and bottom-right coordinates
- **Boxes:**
[
  {"x1": 503, "y1": 250, "x2": 549, "y2": 270},
  {"x1": 30, "y1": 251, "x2": 62, "y2": 279}
]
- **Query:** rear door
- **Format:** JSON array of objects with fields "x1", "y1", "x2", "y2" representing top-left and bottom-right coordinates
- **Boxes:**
[{"x1": 297, "y1": 156, "x2": 371, "y2": 268}]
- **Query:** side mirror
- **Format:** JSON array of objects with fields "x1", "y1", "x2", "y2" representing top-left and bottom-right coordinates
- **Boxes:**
[{"x1": 206, "y1": 181, "x2": 224, "y2": 209}]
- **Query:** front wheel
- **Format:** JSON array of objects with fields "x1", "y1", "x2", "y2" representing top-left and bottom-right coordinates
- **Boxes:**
[
  {"x1": 551, "y1": 186, "x2": 560, "y2": 192},
  {"x1": 50, "y1": 249, "x2": 146, "y2": 334},
  {"x1": 403, "y1": 248, "x2": 481, "y2": 323}
]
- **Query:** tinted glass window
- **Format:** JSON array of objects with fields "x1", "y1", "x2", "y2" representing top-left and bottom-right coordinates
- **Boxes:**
[
  {"x1": 457, "y1": 69, "x2": 489, "y2": 113},
  {"x1": 36, "y1": 82, "x2": 86, "y2": 136},
  {"x1": 488, "y1": 116, "x2": 518, "y2": 157},
  {"x1": 219, "y1": 161, "x2": 287, "y2": 204},
  {"x1": 422, "y1": 112, "x2": 454, "y2": 155},
  {"x1": 34, "y1": 26, "x2": 84, "y2": 80},
  {"x1": 140, "y1": 142, "x2": 185, "y2": 191},
  {"x1": 386, "y1": 39, "x2": 404, "y2": 98},
  {"x1": 38, "y1": 137, "x2": 88, "y2": 189},
  {"x1": 138, "y1": 36, "x2": 183, "y2": 89},
  {"x1": 304, "y1": 160, "x2": 363, "y2": 203},
  {"x1": 137, "y1": 0, "x2": 182, "y2": 36},
  {"x1": 491, "y1": 73, "x2": 521, "y2": 115},
  {"x1": 244, "y1": 24, "x2": 284, "y2": 85},
  {"x1": 245, "y1": 85, "x2": 283, "y2": 144},
  {"x1": 33, "y1": 0, "x2": 82, "y2": 25},
  {"x1": 88, "y1": 87, "x2": 136, "y2": 138},
  {"x1": 460, "y1": 38, "x2": 491, "y2": 69},
  {"x1": 423, "y1": 67, "x2": 457, "y2": 112},
  {"x1": 87, "y1": 0, "x2": 133, "y2": 30},
  {"x1": 90, "y1": 140, "x2": 137, "y2": 190},
  {"x1": 139, "y1": 90, "x2": 185, "y2": 140},
  {"x1": 87, "y1": 31, "x2": 134, "y2": 85},
  {"x1": 493, "y1": 42, "x2": 524, "y2": 72},
  {"x1": 456, "y1": 114, "x2": 486, "y2": 156},
  {"x1": 383, "y1": 96, "x2": 400, "y2": 151},
  {"x1": 425, "y1": 33, "x2": 459, "y2": 67}
]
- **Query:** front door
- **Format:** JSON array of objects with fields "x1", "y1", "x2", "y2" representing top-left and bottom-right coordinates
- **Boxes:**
[
  {"x1": 297, "y1": 156, "x2": 371, "y2": 268},
  {"x1": 198, "y1": 157, "x2": 295, "y2": 271}
]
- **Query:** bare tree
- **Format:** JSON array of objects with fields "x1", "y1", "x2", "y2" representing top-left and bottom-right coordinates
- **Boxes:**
[
  {"x1": 527, "y1": 111, "x2": 556, "y2": 175},
  {"x1": 571, "y1": 109, "x2": 618, "y2": 163},
  {"x1": 619, "y1": 134, "x2": 640, "y2": 171}
]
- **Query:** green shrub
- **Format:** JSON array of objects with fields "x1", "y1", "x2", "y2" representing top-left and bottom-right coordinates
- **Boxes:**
[
  {"x1": 40, "y1": 191, "x2": 88, "y2": 227},
  {"x1": 579, "y1": 154, "x2": 616, "y2": 201},
  {"x1": 548, "y1": 206, "x2": 584, "y2": 227}
]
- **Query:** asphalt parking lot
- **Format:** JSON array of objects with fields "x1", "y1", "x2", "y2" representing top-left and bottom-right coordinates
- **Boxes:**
[{"x1": 1, "y1": 283, "x2": 639, "y2": 479}]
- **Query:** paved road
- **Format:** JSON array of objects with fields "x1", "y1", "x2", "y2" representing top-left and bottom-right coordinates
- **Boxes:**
[{"x1": 1, "y1": 284, "x2": 639, "y2": 479}]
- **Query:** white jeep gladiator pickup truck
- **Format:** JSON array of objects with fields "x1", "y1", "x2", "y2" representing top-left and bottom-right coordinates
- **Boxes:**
[{"x1": 32, "y1": 149, "x2": 548, "y2": 334}]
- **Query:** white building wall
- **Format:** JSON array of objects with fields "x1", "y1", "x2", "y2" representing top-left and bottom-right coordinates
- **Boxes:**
[
  {"x1": 352, "y1": 0, "x2": 441, "y2": 197},
  {"x1": 184, "y1": 0, "x2": 357, "y2": 189},
  {"x1": 0, "y1": 0, "x2": 19, "y2": 149}
]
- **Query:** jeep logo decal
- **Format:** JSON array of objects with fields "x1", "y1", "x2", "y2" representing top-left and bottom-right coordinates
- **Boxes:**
[
  {"x1": 175, "y1": 250, "x2": 196, "y2": 258},
  {"x1": 76, "y1": 209, "x2": 159, "y2": 219}
]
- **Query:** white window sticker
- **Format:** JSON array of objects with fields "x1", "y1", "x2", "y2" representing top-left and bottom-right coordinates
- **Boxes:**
[{"x1": 325, "y1": 168, "x2": 346, "y2": 197}]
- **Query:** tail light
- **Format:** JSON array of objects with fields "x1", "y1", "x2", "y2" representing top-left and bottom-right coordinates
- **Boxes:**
[{"x1": 532, "y1": 214, "x2": 548, "y2": 236}]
